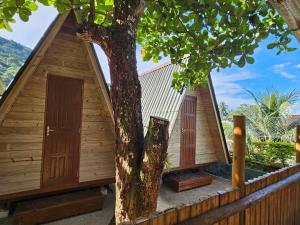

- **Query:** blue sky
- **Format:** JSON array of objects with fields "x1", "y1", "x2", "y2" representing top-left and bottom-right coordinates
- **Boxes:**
[{"x1": 0, "y1": 5, "x2": 299, "y2": 114}]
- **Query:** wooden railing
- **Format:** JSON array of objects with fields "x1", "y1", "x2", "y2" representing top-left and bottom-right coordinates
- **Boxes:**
[
  {"x1": 132, "y1": 164, "x2": 300, "y2": 225},
  {"x1": 130, "y1": 123, "x2": 300, "y2": 225}
]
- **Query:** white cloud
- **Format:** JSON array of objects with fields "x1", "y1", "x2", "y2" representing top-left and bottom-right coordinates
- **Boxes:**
[
  {"x1": 273, "y1": 62, "x2": 291, "y2": 72},
  {"x1": 295, "y1": 64, "x2": 300, "y2": 69},
  {"x1": 271, "y1": 62, "x2": 296, "y2": 80},
  {"x1": 211, "y1": 71, "x2": 255, "y2": 108},
  {"x1": 280, "y1": 71, "x2": 296, "y2": 79}
]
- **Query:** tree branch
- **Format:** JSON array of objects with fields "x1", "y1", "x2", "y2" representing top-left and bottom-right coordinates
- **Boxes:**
[
  {"x1": 76, "y1": 23, "x2": 112, "y2": 56},
  {"x1": 113, "y1": 0, "x2": 145, "y2": 29},
  {"x1": 134, "y1": 0, "x2": 145, "y2": 19},
  {"x1": 88, "y1": 0, "x2": 95, "y2": 24},
  {"x1": 178, "y1": 17, "x2": 198, "y2": 40}
]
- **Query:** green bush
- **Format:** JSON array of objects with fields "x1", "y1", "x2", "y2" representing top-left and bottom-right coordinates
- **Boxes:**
[{"x1": 247, "y1": 142, "x2": 295, "y2": 167}]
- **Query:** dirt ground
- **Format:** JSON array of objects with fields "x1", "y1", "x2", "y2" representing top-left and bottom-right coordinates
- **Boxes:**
[{"x1": 0, "y1": 176, "x2": 231, "y2": 225}]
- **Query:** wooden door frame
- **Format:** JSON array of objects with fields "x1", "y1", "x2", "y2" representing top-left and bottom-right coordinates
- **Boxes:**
[
  {"x1": 180, "y1": 95, "x2": 197, "y2": 166},
  {"x1": 41, "y1": 74, "x2": 84, "y2": 189}
]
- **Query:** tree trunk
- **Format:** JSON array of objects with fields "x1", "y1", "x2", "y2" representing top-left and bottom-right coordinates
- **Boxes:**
[
  {"x1": 109, "y1": 26, "x2": 169, "y2": 224},
  {"x1": 77, "y1": 1, "x2": 170, "y2": 224},
  {"x1": 109, "y1": 25, "x2": 145, "y2": 224}
]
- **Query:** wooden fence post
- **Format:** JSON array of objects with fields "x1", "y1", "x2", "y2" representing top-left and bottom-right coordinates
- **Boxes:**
[
  {"x1": 296, "y1": 125, "x2": 300, "y2": 163},
  {"x1": 232, "y1": 115, "x2": 246, "y2": 189}
]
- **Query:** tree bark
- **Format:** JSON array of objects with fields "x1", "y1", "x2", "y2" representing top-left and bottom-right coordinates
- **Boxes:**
[
  {"x1": 109, "y1": 26, "x2": 169, "y2": 224},
  {"x1": 109, "y1": 23, "x2": 145, "y2": 224},
  {"x1": 140, "y1": 117, "x2": 169, "y2": 216},
  {"x1": 77, "y1": 1, "x2": 170, "y2": 224}
]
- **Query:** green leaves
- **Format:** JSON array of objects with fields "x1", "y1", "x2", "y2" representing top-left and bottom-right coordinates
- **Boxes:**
[
  {"x1": 246, "y1": 56, "x2": 255, "y2": 64},
  {"x1": 0, "y1": 0, "x2": 113, "y2": 28},
  {"x1": 3, "y1": 7, "x2": 17, "y2": 18},
  {"x1": 0, "y1": 0, "x2": 40, "y2": 26},
  {"x1": 0, "y1": 20, "x2": 13, "y2": 31},
  {"x1": 37, "y1": 0, "x2": 54, "y2": 6},
  {"x1": 0, "y1": 0, "x2": 296, "y2": 89},
  {"x1": 19, "y1": 7, "x2": 31, "y2": 21},
  {"x1": 237, "y1": 56, "x2": 246, "y2": 68},
  {"x1": 138, "y1": 0, "x2": 295, "y2": 89},
  {"x1": 267, "y1": 42, "x2": 277, "y2": 49},
  {"x1": 27, "y1": 2, "x2": 38, "y2": 11}
]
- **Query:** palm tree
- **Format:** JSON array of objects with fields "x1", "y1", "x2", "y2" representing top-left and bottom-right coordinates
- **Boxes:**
[
  {"x1": 244, "y1": 88, "x2": 299, "y2": 142},
  {"x1": 220, "y1": 88, "x2": 299, "y2": 154}
]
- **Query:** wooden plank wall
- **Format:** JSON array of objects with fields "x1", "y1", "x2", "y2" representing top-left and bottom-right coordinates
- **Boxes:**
[
  {"x1": 132, "y1": 164, "x2": 300, "y2": 225},
  {"x1": 167, "y1": 86, "x2": 224, "y2": 168},
  {"x1": 0, "y1": 14, "x2": 115, "y2": 196}
]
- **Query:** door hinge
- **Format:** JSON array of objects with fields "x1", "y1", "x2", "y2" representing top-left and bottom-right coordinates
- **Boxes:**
[{"x1": 78, "y1": 128, "x2": 81, "y2": 134}]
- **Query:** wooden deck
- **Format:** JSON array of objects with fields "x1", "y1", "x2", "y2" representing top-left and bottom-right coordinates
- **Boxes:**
[
  {"x1": 133, "y1": 164, "x2": 300, "y2": 225},
  {"x1": 0, "y1": 176, "x2": 231, "y2": 225},
  {"x1": 158, "y1": 175, "x2": 231, "y2": 212}
]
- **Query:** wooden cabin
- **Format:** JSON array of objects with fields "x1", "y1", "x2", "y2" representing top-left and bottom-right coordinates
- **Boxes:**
[
  {"x1": 0, "y1": 11, "x2": 229, "y2": 203},
  {"x1": 140, "y1": 63, "x2": 229, "y2": 172},
  {"x1": 0, "y1": 12, "x2": 115, "y2": 202}
]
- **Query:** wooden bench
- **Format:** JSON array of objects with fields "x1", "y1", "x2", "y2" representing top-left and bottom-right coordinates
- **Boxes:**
[
  {"x1": 165, "y1": 172, "x2": 213, "y2": 192},
  {"x1": 13, "y1": 189, "x2": 104, "y2": 225}
]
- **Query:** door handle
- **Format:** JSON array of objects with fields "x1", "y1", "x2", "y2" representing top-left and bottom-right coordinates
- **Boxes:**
[{"x1": 46, "y1": 125, "x2": 55, "y2": 136}]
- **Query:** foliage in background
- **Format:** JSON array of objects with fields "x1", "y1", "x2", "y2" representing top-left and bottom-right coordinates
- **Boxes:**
[
  {"x1": 245, "y1": 88, "x2": 299, "y2": 142},
  {"x1": 248, "y1": 142, "x2": 295, "y2": 167},
  {"x1": 220, "y1": 88, "x2": 299, "y2": 143},
  {"x1": 219, "y1": 88, "x2": 299, "y2": 169},
  {"x1": 0, "y1": 36, "x2": 31, "y2": 86}
]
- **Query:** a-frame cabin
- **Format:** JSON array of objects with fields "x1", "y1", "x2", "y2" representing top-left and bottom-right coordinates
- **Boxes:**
[
  {"x1": 140, "y1": 63, "x2": 229, "y2": 172},
  {"x1": 0, "y1": 12, "x2": 115, "y2": 201},
  {"x1": 0, "y1": 10, "x2": 230, "y2": 203}
]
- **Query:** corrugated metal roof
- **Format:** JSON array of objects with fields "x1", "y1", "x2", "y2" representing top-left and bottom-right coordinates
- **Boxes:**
[
  {"x1": 139, "y1": 62, "x2": 186, "y2": 134},
  {"x1": 269, "y1": 0, "x2": 300, "y2": 41}
]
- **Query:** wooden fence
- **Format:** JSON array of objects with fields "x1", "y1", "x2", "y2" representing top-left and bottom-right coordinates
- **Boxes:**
[{"x1": 130, "y1": 163, "x2": 300, "y2": 225}]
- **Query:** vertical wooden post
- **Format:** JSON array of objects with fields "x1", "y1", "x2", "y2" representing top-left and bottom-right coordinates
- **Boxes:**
[
  {"x1": 232, "y1": 115, "x2": 246, "y2": 189},
  {"x1": 296, "y1": 125, "x2": 300, "y2": 163}
]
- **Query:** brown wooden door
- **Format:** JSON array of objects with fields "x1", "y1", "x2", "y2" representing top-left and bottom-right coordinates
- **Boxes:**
[
  {"x1": 42, "y1": 75, "x2": 83, "y2": 188},
  {"x1": 180, "y1": 96, "x2": 197, "y2": 166}
]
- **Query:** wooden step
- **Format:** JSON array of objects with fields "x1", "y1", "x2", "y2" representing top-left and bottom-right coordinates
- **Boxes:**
[
  {"x1": 165, "y1": 172, "x2": 213, "y2": 192},
  {"x1": 13, "y1": 189, "x2": 104, "y2": 225}
]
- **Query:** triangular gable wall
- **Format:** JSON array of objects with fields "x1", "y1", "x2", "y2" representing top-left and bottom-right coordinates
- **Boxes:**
[
  {"x1": 0, "y1": 12, "x2": 115, "y2": 196},
  {"x1": 167, "y1": 84, "x2": 228, "y2": 167},
  {"x1": 140, "y1": 64, "x2": 229, "y2": 167}
]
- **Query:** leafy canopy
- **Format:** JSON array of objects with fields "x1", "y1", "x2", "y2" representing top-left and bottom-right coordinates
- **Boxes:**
[{"x1": 0, "y1": 0, "x2": 295, "y2": 88}]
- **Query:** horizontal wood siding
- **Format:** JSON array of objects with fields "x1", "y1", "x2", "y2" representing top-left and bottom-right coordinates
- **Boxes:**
[
  {"x1": 0, "y1": 14, "x2": 115, "y2": 196},
  {"x1": 0, "y1": 68, "x2": 46, "y2": 195},
  {"x1": 167, "y1": 86, "x2": 222, "y2": 168}
]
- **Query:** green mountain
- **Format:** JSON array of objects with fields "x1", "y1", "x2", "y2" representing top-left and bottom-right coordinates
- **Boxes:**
[{"x1": 0, "y1": 36, "x2": 31, "y2": 87}]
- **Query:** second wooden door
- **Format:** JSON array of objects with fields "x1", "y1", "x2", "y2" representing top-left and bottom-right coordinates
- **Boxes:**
[{"x1": 180, "y1": 96, "x2": 197, "y2": 166}]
